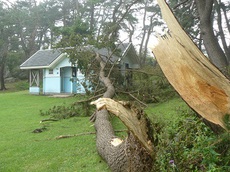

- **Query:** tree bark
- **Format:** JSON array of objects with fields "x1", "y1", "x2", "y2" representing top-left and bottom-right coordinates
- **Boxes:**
[
  {"x1": 0, "y1": 61, "x2": 6, "y2": 91},
  {"x1": 91, "y1": 53, "x2": 154, "y2": 172},
  {"x1": 214, "y1": 0, "x2": 230, "y2": 64},
  {"x1": 0, "y1": 42, "x2": 8, "y2": 91},
  {"x1": 195, "y1": 0, "x2": 228, "y2": 70}
]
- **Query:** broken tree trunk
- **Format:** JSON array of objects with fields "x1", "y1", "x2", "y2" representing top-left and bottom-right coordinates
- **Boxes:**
[
  {"x1": 90, "y1": 53, "x2": 154, "y2": 172},
  {"x1": 151, "y1": 0, "x2": 230, "y2": 129}
]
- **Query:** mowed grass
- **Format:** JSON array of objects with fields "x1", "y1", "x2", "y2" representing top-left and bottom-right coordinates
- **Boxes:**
[
  {"x1": 0, "y1": 91, "x2": 109, "y2": 172},
  {"x1": 145, "y1": 97, "x2": 192, "y2": 129},
  {"x1": 0, "y1": 86, "x2": 190, "y2": 172}
]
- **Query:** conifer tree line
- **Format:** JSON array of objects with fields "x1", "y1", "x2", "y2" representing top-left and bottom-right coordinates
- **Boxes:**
[{"x1": 0, "y1": 0, "x2": 229, "y2": 90}]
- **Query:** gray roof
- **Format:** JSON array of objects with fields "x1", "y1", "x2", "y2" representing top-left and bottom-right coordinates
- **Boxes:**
[
  {"x1": 84, "y1": 42, "x2": 132, "y2": 63},
  {"x1": 97, "y1": 43, "x2": 130, "y2": 56},
  {"x1": 20, "y1": 43, "x2": 138, "y2": 69},
  {"x1": 20, "y1": 49, "x2": 62, "y2": 69}
]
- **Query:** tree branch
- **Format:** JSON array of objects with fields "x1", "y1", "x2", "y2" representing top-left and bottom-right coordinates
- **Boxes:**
[
  {"x1": 55, "y1": 130, "x2": 127, "y2": 140},
  {"x1": 173, "y1": 0, "x2": 190, "y2": 9}
]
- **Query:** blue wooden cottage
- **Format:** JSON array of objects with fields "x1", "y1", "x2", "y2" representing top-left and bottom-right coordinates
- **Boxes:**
[{"x1": 20, "y1": 42, "x2": 139, "y2": 95}]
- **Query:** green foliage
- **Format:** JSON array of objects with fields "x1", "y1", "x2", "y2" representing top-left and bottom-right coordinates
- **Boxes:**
[
  {"x1": 214, "y1": 132, "x2": 230, "y2": 169},
  {"x1": 148, "y1": 102, "x2": 230, "y2": 172},
  {"x1": 39, "y1": 104, "x2": 80, "y2": 119},
  {"x1": 7, "y1": 51, "x2": 27, "y2": 79},
  {"x1": 39, "y1": 99, "x2": 94, "y2": 120},
  {"x1": 168, "y1": 0, "x2": 199, "y2": 38},
  {"x1": 223, "y1": 114, "x2": 230, "y2": 130},
  {"x1": 130, "y1": 65, "x2": 177, "y2": 103},
  {"x1": 14, "y1": 80, "x2": 29, "y2": 90},
  {"x1": 56, "y1": 19, "x2": 92, "y2": 47}
]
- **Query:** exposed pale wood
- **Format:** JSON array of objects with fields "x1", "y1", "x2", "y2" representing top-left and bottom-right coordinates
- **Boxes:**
[
  {"x1": 151, "y1": 0, "x2": 230, "y2": 128},
  {"x1": 55, "y1": 130, "x2": 127, "y2": 140},
  {"x1": 91, "y1": 98, "x2": 154, "y2": 154},
  {"x1": 40, "y1": 119, "x2": 58, "y2": 123},
  {"x1": 56, "y1": 132, "x2": 96, "y2": 139}
]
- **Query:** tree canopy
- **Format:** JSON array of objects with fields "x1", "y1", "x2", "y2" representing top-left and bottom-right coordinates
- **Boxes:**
[{"x1": 0, "y1": 0, "x2": 229, "y2": 90}]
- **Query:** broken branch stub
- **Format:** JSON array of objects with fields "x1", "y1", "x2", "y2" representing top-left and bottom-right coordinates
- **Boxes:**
[
  {"x1": 91, "y1": 98, "x2": 154, "y2": 154},
  {"x1": 151, "y1": 0, "x2": 230, "y2": 129}
]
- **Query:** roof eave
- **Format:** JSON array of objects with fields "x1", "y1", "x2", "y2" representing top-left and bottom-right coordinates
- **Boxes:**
[
  {"x1": 49, "y1": 53, "x2": 67, "y2": 68},
  {"x1": 20, "y1": 66, "x2": 49, "y2": 70},
  {"x1": 121, "y1": 42, "x2": 132, "y2": 57}
]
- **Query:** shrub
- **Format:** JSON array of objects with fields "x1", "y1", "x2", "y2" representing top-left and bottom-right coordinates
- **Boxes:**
[
  {"x1": 15, "y1": 80, "x2": 29, "y2": 90},
  {"x1": 39, "y1": 100, "x2": 94, "y2": 120},
  {"x1": 152, "y1": 107, "x2": 230, "y2": 172},
  {"x1": 40, "y1": 104, "x2": 80, "y2": 119},
  {"x1": 131, "y1": 65, "x2": 177, "y2": 103}
]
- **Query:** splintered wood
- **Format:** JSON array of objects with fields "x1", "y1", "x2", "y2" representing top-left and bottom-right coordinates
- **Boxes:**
[
  {"x1": 151, "y1": 0, "x2": 230, "y2": 129},
  {"x1": 91, "y1": 98, "x2": 154, "y2": 154}
]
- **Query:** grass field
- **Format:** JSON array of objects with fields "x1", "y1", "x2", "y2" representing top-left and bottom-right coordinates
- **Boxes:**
[
  {"x1": 0, "y1": 86, "x2": 190, "y2": 171},
  {"x1": 0, "y1": 91, "x2": 110, "y2": 172}
]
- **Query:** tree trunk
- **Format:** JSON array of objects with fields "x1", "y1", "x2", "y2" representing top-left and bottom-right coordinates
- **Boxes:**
[
  {"x1": 0, "y1": 42, "x2": 8, "y2": 91},
  {"x1": 214, "y1": 0, "x2": 230, "y2": 64},
  {"x1": 138, "y1": 0, "x2": 147, "y2": 66},
  {"x1": 220, "y1": 2, "x2": 230, "y2": 64},
  {"x1": 220, "y1": 3, "x2": 230, "y2": 34},
  {"x1": 195, "y1": 0, "x2": 228, "y2": 70},
  {"x1": 91, "y1": 53, "x2": 154, "y2": 172},
  {"x1": 0, "y1": 62, "x2": 6, "y2": 91},
  {"x1": 89, "y1": 2, "x2": 95, "y2": 33},
  {"x1": 152, "y1": 0, "x2": 230, "y2": 130}
]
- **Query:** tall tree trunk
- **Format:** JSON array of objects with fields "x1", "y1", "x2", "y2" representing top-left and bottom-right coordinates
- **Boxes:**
[
  {"x1": 128, "y1": 22, "x2": 135, "y2": 43},
  {"x1": 138, "y1": 0, "x2": 148, "y2": 66},
  {"x1": 215, "y1": 0, "x2": 230, "y2": 64},
  {"x1": 91, "y1": 53, "x2": 154, "y2": 172},
  {"x1": 0, "y1": 62, "x2": 6, "y2": 91},
  {"x1": 220, "y1": 3, "x2": 230, "y2": 64},
  {"x1": 142, "y1": 14, "x2": 156, "y2": 65},
  {"x1": 220, "y1": 3, "x2": 230, "y2": 34},
  {"x1": 0, "y1": 42, "x2": 8, "y2": 91},
  {"x1": 195, "y1": 0, "x2": 228, "y2": 70},
  {"x1": 89, "y1": 2, "x2": 95, "y2": 33}
]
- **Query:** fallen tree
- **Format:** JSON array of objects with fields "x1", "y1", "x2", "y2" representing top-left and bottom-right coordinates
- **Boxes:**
[
  {"x1": 89, "y1": 0, "x2": 230, "y2": 170},
  {"x1": 90, "y1": 53, "x2": 155, "y2": 172},
  {"x1": 151, "y1": 0, "x2": 230, "y2": 130}
]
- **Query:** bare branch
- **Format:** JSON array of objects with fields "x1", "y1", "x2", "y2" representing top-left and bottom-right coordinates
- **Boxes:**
[{"x1": 173, "y1": 0, "x2": 190, "y2": 9}]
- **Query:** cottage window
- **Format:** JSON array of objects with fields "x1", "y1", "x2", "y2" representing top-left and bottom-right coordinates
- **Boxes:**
[{"x1": 49, "y1": 69, "x2": 53, "y2": 74}]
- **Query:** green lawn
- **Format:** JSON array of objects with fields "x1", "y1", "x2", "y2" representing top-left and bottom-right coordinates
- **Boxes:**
[
  {"x1": 0, "y1": 91, "x2": 109, "y2": 172},
  {"x1": 0, "y1": 89, "x2": 192, "y2": 171},
  {"x1": 145, "y1": 97, "x2": 192, "y2": 128}
]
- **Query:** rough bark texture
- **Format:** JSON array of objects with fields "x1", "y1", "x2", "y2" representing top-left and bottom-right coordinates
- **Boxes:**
[
  {"x1": 214, "y1": 0, "x2": 230, "y2": 63},
  {"x1": 91, "y1": 53, "x2": 154, "y2": 172},
  {"x1": 0, "y1": 61, "x2": 6, "y2": 90},
  {"x1": 0, "y1": 42, "x2": 8, "y2": 91},
  {"x1": 152, "y1": 0, "x2": 230, "y2": 129},
  {"x1": 195, "y1": 0, "x2": 228, "y2": 70}
]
